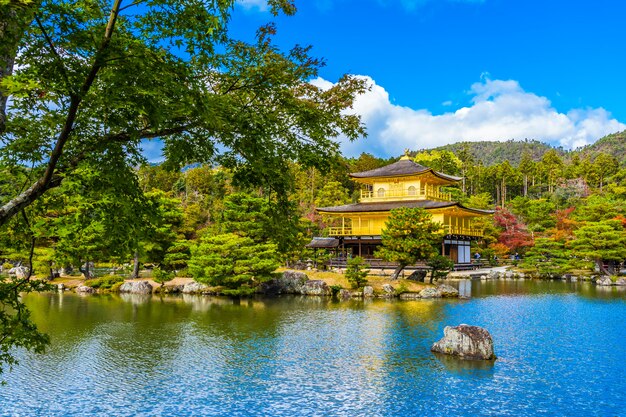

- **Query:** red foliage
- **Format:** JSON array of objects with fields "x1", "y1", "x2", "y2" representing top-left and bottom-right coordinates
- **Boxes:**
[
  {"x1": 551, "y1": 207, "x2": 578, "y2": 241},
  {"x1": 494, "y1": 207, "x2": 533, "y2": 252}
]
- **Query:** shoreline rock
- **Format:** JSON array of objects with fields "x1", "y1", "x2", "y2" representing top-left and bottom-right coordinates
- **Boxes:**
[{"x1": 119, "y1": 281, "x2": 153, "y2": 294}]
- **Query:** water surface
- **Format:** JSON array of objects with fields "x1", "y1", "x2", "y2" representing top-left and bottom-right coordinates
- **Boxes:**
[{"x1": 1, "y1": 280, "x2": 624, "y2": 416}]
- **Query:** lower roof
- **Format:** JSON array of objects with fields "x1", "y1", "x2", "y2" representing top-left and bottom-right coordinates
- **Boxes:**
[{"x1": 316, "y1": 200, "x2": 494, "y2": 215}]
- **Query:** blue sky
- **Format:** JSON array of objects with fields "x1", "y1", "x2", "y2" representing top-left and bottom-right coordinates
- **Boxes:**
[{"x1": 228, "y1": 0, "x2": 626, "y2": 158}]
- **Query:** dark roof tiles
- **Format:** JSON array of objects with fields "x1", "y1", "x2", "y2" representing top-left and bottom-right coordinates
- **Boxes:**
[{"x1": 349, "y1": 158, "x2": 462, "y2": 182}]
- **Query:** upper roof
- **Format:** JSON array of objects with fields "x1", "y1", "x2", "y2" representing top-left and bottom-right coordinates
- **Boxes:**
[
  {"x1": 317, "y1": 200, "x2": 494, "y2": 215},
  {"x1": 349, "y1": 156, "x2": 462, "y2": 183},
  {"x1": 306, "y1": 238, "x2": 340, "y2": 248}
]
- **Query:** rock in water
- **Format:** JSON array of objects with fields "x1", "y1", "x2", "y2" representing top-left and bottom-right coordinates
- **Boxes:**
[
  {"x1": 258, "y1": 270, "x2": 308, "y2": 295},
  {"x1": 182, "y1": 282, "x2": 210, "y2": 294},
  {"x1": 300, "y1": 280, "x2": 330, "y2": 296},
  {"x1": 431, "y1": 324, "x2": 496, "y2": 360},
  {"x1": 76, "y1": 285, "x2": 96, "y2": 294},
  {"x1": 119, "y1": 281, "x2": 153, "y2": 294},
  {"x1": 595, "y1": 276, "x2": 613, "y2": 286},
  {"x1": 362, "y1": 286, "x2": 374, "y2": 298},
  {"x1": 437, "y1": 284, "x2": 459, "y2": 298},
  {"x1": 419, "y1": 287, "x2": 441, "y2": 298}
]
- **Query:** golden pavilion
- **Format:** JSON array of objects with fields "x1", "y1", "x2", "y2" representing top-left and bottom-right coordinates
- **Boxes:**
[{"x1": 314, "y1": 153, "x2": 492, "y2": 265}]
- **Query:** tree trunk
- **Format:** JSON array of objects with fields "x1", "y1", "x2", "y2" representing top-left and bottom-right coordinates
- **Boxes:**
[
  {"x1": 132, "y1": 251, "x2": 140, "y2": 279},
  {"x1": 390, "y1": 264, "x2": 405, "y2": 280},
  {"x1": 596, "y1": 259, "x2": 609, "y2": 276},
  {"x1": 524, "y1": 174, "x2": 528, "y2": 197}
]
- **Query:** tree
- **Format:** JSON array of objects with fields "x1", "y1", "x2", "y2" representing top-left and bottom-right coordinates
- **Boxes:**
[
  {"x1": 0, "y1": 0, "x2": 366, "y2": 226},
  {"x1": 427, "y1": 255, "x2": 454, "y2": 284},
  {"x1": 518, "y1": 150, "x2": 535, "y2": 197},
  {"x1": 540, "y1": 149, "x2": 564, "y2": 194},
  {"x1": 520, "y1": 238, "x2": 571, "y2": 277},
  {"x1": 568, "y1": 219, "x2": 626, "y2": 275},
  {"x1": 591, "y1": 153, "x2": 619, "y2": 191},
  {"x1": 375, "y1": 207, "x2": 443, "y2": 280},
  {"x1": 346, "y1": 256, "x2": 369, "y2": 289},
  {"x1": 189, "y1": 233, "x2": 279, "y2": 295},
  {"x1": 493, "y1": 207, "x2": 533, "y2": 253}
]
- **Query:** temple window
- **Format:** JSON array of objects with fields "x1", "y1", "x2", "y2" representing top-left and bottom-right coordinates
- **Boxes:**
[
  {"x1": 407, "y1": 186, "x2": 416, "y2": 196},
  {"x1": 377, "y1": 188, "x2": 386, "y2": 197}
]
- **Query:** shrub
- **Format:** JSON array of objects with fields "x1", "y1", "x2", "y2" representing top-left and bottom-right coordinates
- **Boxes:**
[
  {"x1": 330, "y1": 284, "x2": 343, "y2": 297},
  {"x1": 84, "y1": 275, "x2": 124, "y2": 290},
  {"x1": 153, "y1": 267, "x2": 175, "y2": 286},
  {"x1": 346, "y1": 256, "x2": 369, "y2": 289},
  {"x1": 427, "y1": 255, "x2": 454, "y2": 283}
]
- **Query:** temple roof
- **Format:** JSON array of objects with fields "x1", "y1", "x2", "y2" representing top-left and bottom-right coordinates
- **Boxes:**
[
  {"x1": 306, "y1": 238, "x2": 340, "y2": 248},
  {"x1": 349, "y1": 157, "x2": 462, "y2": 182},
  {"x1": 317, "y1": 200, "x2": 494, "y2": 215}
]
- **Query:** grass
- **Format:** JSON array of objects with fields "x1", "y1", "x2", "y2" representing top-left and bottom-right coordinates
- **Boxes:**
[{"x1": 281, "y1": 268, "x2": 429, "y2": 293}]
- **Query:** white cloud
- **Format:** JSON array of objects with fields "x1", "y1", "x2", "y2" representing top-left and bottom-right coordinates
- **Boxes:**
[{"x1": 313, "y1": 75, "x2": 625, "y2": 157}]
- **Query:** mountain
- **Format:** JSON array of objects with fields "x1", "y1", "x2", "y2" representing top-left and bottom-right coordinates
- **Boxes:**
[
  {"x1": 577, "y1": 131, "x2": 626, "y2": 163},
  {"x1": 426, "y1": 139, "x2": 562, "y2": 166}
]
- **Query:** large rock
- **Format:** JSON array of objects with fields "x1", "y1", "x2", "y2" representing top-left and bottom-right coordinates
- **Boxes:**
[
  {"x1": 259, "y1": 270, "x2": 308, "y2": 295},
  {"x1": 419, "y1": 287, "x2": 442, "y2": 298},
  {"x1": 338, "y1": 289, "x2": 352, "y2": 300},
  {"x1": 437, "y1": 284, "x2": 459, "y2": 298},
  {"x1": 363, "y1": 286, "x2": 374, "y2": 298},
  {"x1": 119, "y1": 281, "x2": 153, "y2": 294},
  {"x1": 300, "y1": 280, "x2": 330, "y2": 296},
  {"x1": 596, "y1": 276, "x2": 614, "y2": 286},
  {"x1": 76, "y1": 285, "x2": 95, "y2": 294},
  {"x1": 182, "y1": 281, "x2": 210, "y2": 294},
  {"x1": 615, "y1": 278, "x2": 626, "y2": 286},
  {"x1": 382, "y1": 284, "x2": 395, "y2": 295},
  {"x1": 431, "y1": 324, "x2": 496, "y2": 360},
  {"x1": 8, "y1": 266, "x2": 29, "y2": 279}
]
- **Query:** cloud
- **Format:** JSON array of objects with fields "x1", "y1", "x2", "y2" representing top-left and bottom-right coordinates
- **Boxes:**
[{"x1": 312, "y1": 76, "x2": 626, "y2": 158}]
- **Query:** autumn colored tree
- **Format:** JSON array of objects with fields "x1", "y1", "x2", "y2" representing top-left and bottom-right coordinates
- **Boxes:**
[{"x1": 493, "y1": 207, "x2": 533, "y2": 253}]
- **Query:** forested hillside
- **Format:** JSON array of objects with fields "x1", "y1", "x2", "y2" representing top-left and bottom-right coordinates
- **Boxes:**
[{"x1": 427, "y1": 130, "x2": 626, "y2": 166}]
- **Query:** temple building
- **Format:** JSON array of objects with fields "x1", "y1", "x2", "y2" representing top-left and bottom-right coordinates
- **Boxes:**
[{"x1": 314, "y1": 153, "x2": 493, "y2": 265}]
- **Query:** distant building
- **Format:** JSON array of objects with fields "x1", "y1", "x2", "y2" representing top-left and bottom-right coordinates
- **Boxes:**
[{"x1": 314, "y1": 153, "x2": 492, "y2": 265}]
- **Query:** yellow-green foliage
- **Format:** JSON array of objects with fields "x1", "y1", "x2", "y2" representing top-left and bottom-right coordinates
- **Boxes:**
[{"x1": 84, "y1": 275, "x2": 124, "y2": 290}]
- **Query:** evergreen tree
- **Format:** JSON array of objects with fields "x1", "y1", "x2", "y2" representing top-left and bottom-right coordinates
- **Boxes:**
[
  {"x1": 521, "y1": 238, "x2": 571, "y2": 277},
  {"x1": 375, "y1": 208, "x2": 443, "y2": 280}
]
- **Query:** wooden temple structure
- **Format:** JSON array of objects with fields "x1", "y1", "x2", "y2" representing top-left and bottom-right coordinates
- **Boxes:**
[{"x1": 312, "y1": 153, "x2": 493, "y2": 266}]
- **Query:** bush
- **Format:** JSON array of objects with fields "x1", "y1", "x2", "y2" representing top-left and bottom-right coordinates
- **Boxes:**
[
  {"x1": 346, "y1": 256, "x2": 369, "y2": 289},
  {"x1": 153, "y1": 267, "x2": 175, "y2": 286},
  {"x1": 2, "y1": 262, "x2": 13, "y2": 270},
  {"x1": 330, "y1": 284, "x2": 343, "y2": 297},
  {"x1": 427, "y1": 255, "x2": 454, "y2": 283},
  {"x1": 84, "y1": 275, "x2": 124, "y2": 290}
]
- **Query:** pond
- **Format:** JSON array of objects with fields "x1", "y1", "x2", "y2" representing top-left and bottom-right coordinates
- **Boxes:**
[{"x1": 1, "y1": 280, "x2": 624, "y2": 416}]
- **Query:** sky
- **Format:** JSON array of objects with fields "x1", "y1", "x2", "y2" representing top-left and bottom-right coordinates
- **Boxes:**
[{"x1": 227, "y1": 0, "x2": 626, "y2": 158}]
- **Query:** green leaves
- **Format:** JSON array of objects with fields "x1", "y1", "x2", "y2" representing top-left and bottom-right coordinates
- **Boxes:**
[{"x1": 376, "y1": 207, "x2": 443, "y2": 267}]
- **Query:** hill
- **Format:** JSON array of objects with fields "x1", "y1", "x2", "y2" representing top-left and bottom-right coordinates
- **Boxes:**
[
  {"x1": 427, "y1": 139, "x2": 562, "y2": 166},
  {"x1": 577, "y1": 131, "x2": 626, "y2": 164}
]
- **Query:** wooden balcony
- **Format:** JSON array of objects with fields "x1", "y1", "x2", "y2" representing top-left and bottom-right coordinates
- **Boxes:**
[
  {"x1": 360, "y1": 187, "x2": 451, "y2": 202},
  {"x1": 329, "y1": 224, "x2": 483, "y2": 237}
]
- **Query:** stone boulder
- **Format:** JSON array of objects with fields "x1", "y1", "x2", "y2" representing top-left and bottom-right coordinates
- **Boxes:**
[
  {"x1": 119, "y1": 281, "x2": 153, "y2": 294},
  {"x1": 437, "y1": 284, "x2": 459, "y2": 298},
  {"x1": 431, "y1": 324, "x2": 496, "y2": 360},
  {"x1": 596, "y1": 276, "x2": 614, "y2": 286},
  {"x1": 615, "y1": 278, "x2": 626, "y2": 286},
  {"x1": 300, "y1": 280, "x2": 330, "y2": 296},
  {"x1": 338, "y1": 289, "x2": 352, "y2": 300},
  {"x1": 76, "y1": 285, "x2": 95, "y2": 294},
  {"x1": 382, "y1": 284, "x2": 395, "y2": 295},
  {"x1": 8, "y1": 266, "x2": 29, "y2": 279},
  {"x1": 182, "y1": 281, "x2": 210, "y2": 294},
  {"x1": 363, "y1": 286, "x2": 374, "y2": 298},
  {"x1": 419, "y1": 287, "x2": 442, "y2": 298},
  {"x1": 259, "y1": 270, "x2": 308, "y2": 295}
]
